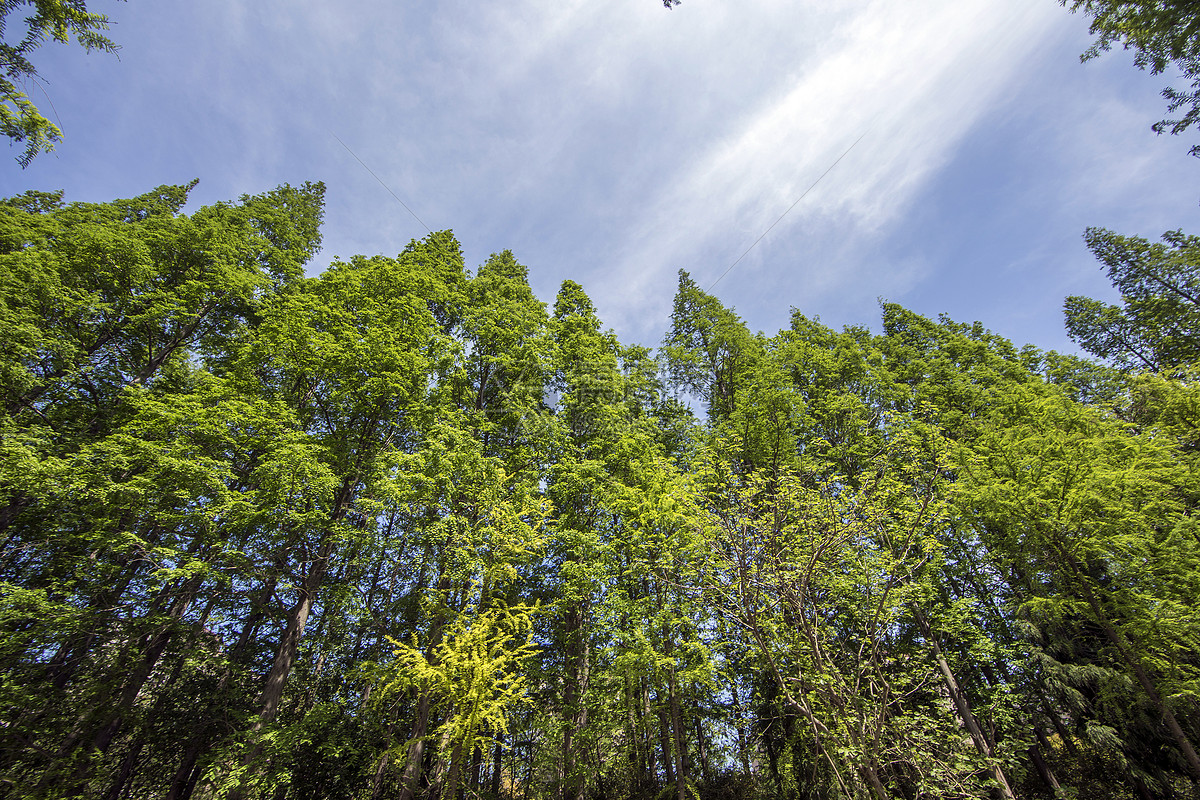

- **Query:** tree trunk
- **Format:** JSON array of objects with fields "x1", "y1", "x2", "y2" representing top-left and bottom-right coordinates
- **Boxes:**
[
  {"x1": 1026, "y1": 742, "x2": 1061, "y2": 794},
  {"x1": 103, "y1": 736, "x2": 145, "y2": 800},
  {"x1": 625, "y1": 677, "x2": 648, "y2": 790},
  {"x1": 655, "y1": 688, "x2": 675, "y2": 788},
  {"x1": 226, "y1": 539, "x2": 334, "y2": 800},
  {"x1": 561, "y1": 602, "x2": 589, "y2": 800},
  {"x1": 251, "y1": 545, "x2": 330, "y2": 728},
  {"x1": 730, "y1": 679, "x2": 751, "y2": 778},
  {"x1": 667, "y1": 668, "x2": 688, "y2": 800},
  {"x1": 914, "y1": 608, "x2": 1019, "y2": 800},
  {"x1": 397, "y1": 691, "x2": 434, "y2": 800},
  {"x1": 39, "y1": 575, "x2": 203, "y2": 796},
  {"x1": 469, "y1": 743, "x2": 484, "y2": 799},
  {"x1": 693, "y1": 715, "x2": 711, "y2": 783},
  {"x1": 441, "y1": 736, "x2": 466, "y2": 800},
  {"x1": 165, "y1": 742, "x2": 203, "y2": 800},
  {"x1": 398, "y1": 568, "x2": 455, "y2": 800},
  {"x1": 490, "y1": 734, "x2": 504, "y2": 797}
]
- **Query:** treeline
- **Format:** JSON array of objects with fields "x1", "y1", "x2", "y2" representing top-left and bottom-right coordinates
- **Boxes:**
[{"x1": 1, "y1": 180, "x2": 1198, "y2": 800}]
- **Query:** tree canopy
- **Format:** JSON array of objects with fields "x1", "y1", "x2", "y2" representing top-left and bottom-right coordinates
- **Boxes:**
[{"x1": 1, "y1": 179, "x2": 1198, "y2": 800}]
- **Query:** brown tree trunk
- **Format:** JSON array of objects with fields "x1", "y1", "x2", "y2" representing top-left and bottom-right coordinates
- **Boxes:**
[
  {"x1": 914, "y1": 608, "x2": 1018, "y2": 800},
  {"x1": 397, "y1": 568, "x2": 455, "y2": 800},
  {"x1": 490, "y1": 734, "x2": 504, "y2": 797},
  {"x1": 560, "y1": 602, "x2": 589, "y2": 800},
  {"x1": 226, "y1": 539, "x2": 334, "y2": 800},
  {"x1": 1026, "y1": 742, "x2": 1061, "y2": 794},
  {"x1": 39, "y1": 576, "x2": 204, "y2": 797},
  {"x1": 103, "y1": 736, "x2": 144, "y2": 800},
  {"x1": 693, "y1": 715, "x2": 711, "y2": 783},
  {"x1": 425, "y1": 722, "x2": 456, "y2": 800},
  {"x1": 441, "y1": 736, "x2": 466, "y2": 800},
  {"x1": 655, "y1": 688, "x2": 675, "y2": 788},
  {"x1": 251, "y1": 544, "x2": 330, "y2": 728},
  {"x1": 730, "y1": 679, "x2": 751, "y2": 778},
  {"x1": 165, "y1": 741, "x2": 203, "y2": 800},
  {"x1": 397, "y1": 691, "x2": 435, "y2": 800},
  {"x1": 860, "y1": 764, "x2": 891, "y2": 800},
  {"x1": 667, "y1": 668, "x2": 688, "y2": 800},
  {"x1": 626, "y1": 677, "x2": 648, "y2": 790}
]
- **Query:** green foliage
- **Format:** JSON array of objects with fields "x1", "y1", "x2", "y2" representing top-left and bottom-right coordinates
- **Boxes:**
[
  {"x1": 0, "y1": 0, "x2": 121, "y2": 165},
  {"x1": 2, "y1": 178, "x2": 1199, "y2": 800},
  {"x1": 1065, "y1": 0, "x2": 1200, "y2": 153},
  {"x1": 377, "y1": 602, "x2": 541, "y2": 757},
  {"x1": 1065, "y1": 227, "x2": 1200, "y2": 371}
]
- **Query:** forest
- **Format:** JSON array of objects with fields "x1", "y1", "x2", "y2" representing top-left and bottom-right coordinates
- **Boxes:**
[{"x1": 2, "y1": 2, "x2": 1200, "y2": 800}]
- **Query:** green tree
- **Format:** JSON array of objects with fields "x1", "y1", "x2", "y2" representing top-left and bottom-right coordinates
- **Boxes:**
[
  {"x1": 1065, "y1": 227, "x2": 1200, "y2": 371},
  {"x1": 959, "y1": 385, "x2": 1200, "y2": 786},
  {"x1": 1, "y1": 0, "x2": 120, "y2": 166},
  {"x1": 1064, "y1": 0, "x2": 1200, "y2": 153}
]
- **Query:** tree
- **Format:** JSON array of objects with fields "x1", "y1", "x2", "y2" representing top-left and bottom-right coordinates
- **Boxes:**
[
  {"x1": 1064, "y1": 227, "x2": 1200, "y2": 371},
  {"x1": 1064, "y1": 0, "x2": 1200, "y2": 154},
  {"x1": 959, "y1": 385, "x2": 1200, "y2": 787},
  {"x1": 1, "y1": 0, "x2": 120, "y2": 166}
]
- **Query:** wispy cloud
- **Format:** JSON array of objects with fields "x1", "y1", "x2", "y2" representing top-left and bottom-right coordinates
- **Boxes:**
[
  {"x1": 588, "y1": 0, "x2": 1069, "y2": 339},
  {"x1": 14, "y1": 0, "x2": 1200, "y2": 355}
]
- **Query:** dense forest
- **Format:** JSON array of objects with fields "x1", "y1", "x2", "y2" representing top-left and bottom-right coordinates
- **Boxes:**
[
  {"x1": 3, "y1": 2, "x2": 1200, "y2": 800},
  {"x1": 2, "y1": 179, "x2": 1198, "y2": 800}
]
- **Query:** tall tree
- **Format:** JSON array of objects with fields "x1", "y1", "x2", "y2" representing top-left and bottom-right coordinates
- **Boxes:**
[{"x1": 1065, "y1": 227, "x2": 1200, "y2": 371}]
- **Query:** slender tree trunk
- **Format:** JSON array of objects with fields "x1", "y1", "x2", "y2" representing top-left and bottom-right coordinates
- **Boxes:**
[
  {"x1": 667, "y1": 668, "x2": 688, "y2": 800},
  {"x1": 561, "y1": 602, "x2": 589, "y2": 800},
  {"x1": 626, "y1": 677, "x2": 648, "y2": 791},
  {"x1": 641, "y1": 678, "x2": 658, "y2": 781},
  {"x1": 1040, "y1": 700, "x2": 1076, "y2": 754},
  {"x1": 860, "y1": 764, "x2": 891, "y2": 800},
  {"x1": 1026, "y1": 742, "x2": 1061, "y2": 794},
  {"x1": 398, "y1": 691, "x2": 435, "y2": 800},
  {"x1": 1093, "y1": 603, "x2": 1200, "y2": 781},
  {"x1": 398, "y1": 568, "x2": 454, "y2": 800},
  {"x1": 490, "y1": 735, "x2": 504, "y2": 797},
  {"x1": 164, "y1": 742, "x2": 203, "y2": 800},
  {"x1": 40, "y1": 575, "x2": 203, "y2": 796},
  {"x1": 91, "y1": 579, "x2": 207, "y2": 756},
  {"x1": 469, "y1": 743, "x2": 484, "y2": 799},
  {"x1": 730, "y1": 679, "x2": 751, "y2": 778},
  {"x1": 226, "y1": 538, "x2": 334, "y2": 800},
  {"x1": 693, "y1": 716, "x2": 711, "y2": 783},
  {"x1": 102, "y1": 598, "x2": 216, "y2": 800},
  {"x1": 425, "y1": 721, "x2": 456, "y2": 800},
  {"x1": 366, "y1": 713, "x2": 399, "y2": 800},
  {"x1": 441, "y1": 735, "x2": 466, "y2": 800},
  {"x1": 250, "y1": 546, "x2": 329, "y2": 729},
  {"x1": 914, "y1": 608, "x2": 1018, "y2": 800},
  {"x1": 103, "y1": 736, "x2": 144, "y2": 800},
  {"x1": 170, "y1": 590, "x2": 273, "y2": 800},
  {"x1": 655, "y1": 685, "x2": 675, "y2": 788}
]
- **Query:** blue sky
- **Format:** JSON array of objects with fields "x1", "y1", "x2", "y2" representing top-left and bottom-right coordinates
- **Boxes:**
[{"x1": 6, "y1": 0, "x2": 1200, "y2": 355}]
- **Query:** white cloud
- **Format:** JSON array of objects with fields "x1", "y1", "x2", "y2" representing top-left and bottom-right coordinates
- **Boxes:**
[{"x1": 584, "y1": 0, "x2": 1071, "y2": 341}]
